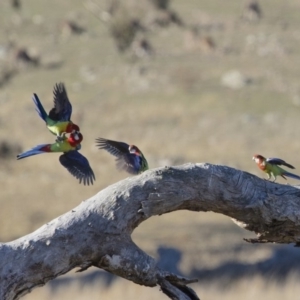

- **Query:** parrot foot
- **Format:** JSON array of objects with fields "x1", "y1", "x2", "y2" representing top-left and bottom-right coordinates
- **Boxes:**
[
  {"x1": 55, "y1": 137, "x2": 63, "y2": 143},
  {"x1": 55, "y1": 133, "x2": 67, "y2": 143}
]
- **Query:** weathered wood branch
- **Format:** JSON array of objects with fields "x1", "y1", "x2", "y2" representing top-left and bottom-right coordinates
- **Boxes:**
[{"x1": 1, "y1": 163, "x2": 300, "y2": 300}]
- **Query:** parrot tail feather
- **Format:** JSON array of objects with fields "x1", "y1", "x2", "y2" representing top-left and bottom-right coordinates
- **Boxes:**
[
  {"x1": 17, "y1": 144, "x2": 51, "y2": 160},
  {"x1": 284, "y1": 172, "x2": 300, "y2": 181},
  {"x1": 32, "y1": 94, "x2": 48, "y2": 122}
]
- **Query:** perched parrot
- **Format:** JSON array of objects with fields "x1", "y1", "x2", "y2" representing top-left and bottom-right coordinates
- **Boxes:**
[
  {"x1": 32, "y1": 83, "x2": 80, "y2": 139},
  {"x1": 252, "y1": 154, "x2": 300, "y2": 182},
  {"x1": 17, "y1": 131, "x2": 95, "y2": 185},
  {"x1": 96, "y1": 137, "x2": 149, "y2": 175}
]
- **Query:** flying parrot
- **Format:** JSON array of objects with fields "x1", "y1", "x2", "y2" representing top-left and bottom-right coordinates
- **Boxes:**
[
  {"x1": 17, "y1": 131, "x2": 95, "y2": 185},
  {"x1": 95, "y1": 137, "x2": 149, "y2": 175},
  {"x1": 252, "y1": 154, "x2": 300, "y2": 182},
  {"x1": 32, "y1": 83, "x2": 80, "y2": 140}
]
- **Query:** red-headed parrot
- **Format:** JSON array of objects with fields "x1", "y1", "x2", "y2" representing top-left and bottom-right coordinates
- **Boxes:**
[
  {"x1": 252, "y1": 154, "x2": 300, "y2": 182},
  {"x1": 17, "y1": 131, "x2": 95, "y2": 185},
  {"x1": 96, "y1": 137, "x2": 148, "y2": 174},
  {"x1": 32, "y1": 83, "x2": 80, "y2": 140}
]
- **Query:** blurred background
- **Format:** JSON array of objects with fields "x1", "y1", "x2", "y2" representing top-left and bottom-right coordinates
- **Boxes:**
[{"x1": 1, "y1": 0, "x2": 300, "y2": 299}]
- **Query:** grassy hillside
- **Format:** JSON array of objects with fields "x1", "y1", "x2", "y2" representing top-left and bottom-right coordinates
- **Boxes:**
[{"x1": 1, "y1": 0, "x2": 300, "y2": 299}]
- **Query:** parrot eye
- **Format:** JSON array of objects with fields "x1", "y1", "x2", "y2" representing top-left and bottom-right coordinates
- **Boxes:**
[{"x1": 74, "y1": 134, "x2": 79, "y2": 141}]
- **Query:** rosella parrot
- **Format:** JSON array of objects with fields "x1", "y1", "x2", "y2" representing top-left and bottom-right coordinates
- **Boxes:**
[
  {"x1": 252, "y1": 154, "x2": 300, "y2": 182},
  {"x1": 96, "y1": 137, "x2": 149, "y2": 174},
  {"x1": 17, "y1": 131, "x2": 95, "y2": 185},
  {"x1": 32, "y1": 83, "x2": 80, "y2": 140}
]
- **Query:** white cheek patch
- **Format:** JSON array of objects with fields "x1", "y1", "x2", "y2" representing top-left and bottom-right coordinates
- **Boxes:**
[{"x1": 74, "y1": 135, "x2": 79, "y2": 141}]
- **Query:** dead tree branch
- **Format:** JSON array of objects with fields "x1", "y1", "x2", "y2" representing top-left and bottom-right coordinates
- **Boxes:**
[{"x1": 1, "y1": 163, "x2": 300, "y2": 300}]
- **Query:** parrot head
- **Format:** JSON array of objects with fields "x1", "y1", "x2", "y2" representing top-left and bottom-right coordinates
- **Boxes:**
[
  {"x1": 68, "y1": 131, "x2": 83, "y2": 147},
  {"x1": 252, "y1": 154, "x2": 265, "y2": 164},
  {"x1": 66, "y1": 123, "x2": 80, "y2": 133},
  {"x1": 129, "y1": 145, "x2": 142, "y2": 156}
]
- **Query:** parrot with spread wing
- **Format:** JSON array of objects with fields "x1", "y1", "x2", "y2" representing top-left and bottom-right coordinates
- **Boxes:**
[
  {"x1": 32, "y1": 83, "x2": 80, "y2": 140},
  {"x1": 96, "y1": 137, "x2": 148, "y2": 175},
  {"x1": 17, "y1": 131, "x2": 95, "y2": 185},
  {"x1": 252, "y1": 154, "x2": 300, "y2": 182}
]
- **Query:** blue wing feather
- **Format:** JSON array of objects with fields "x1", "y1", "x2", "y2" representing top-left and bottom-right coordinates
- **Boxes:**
[
  {"x1": 59, "y1": 151, "x2": 95, "y2": 185},
  {"x1": 283, "y1": 172, "x2": 300, "y2": 180},
  {"x1": 96, "y1": 138, "x2": 130, "y2": 158},
  {"x1": 116, "y1": 153, "x2": 141, "y2": 174},
  {"x1": 267, "y1": 158, "x2": 295, "y2": 169},
  {"x1": 96, "y1": 138, "x2": 143, "y2": 174},
  {"x1": 17, "y1": 144, "x2": 49, "y2": 160},
  {"x1": 49, "y1": 83, "x2": 72, "y2": 122},
  {"x1": 32, "y1": 94, "x2": 48, "y2": 122}
]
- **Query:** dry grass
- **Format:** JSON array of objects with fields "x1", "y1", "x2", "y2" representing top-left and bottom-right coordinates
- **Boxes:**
[
  {"x1": 1, "y1": 0, "x2": 300, "y2": 298},
  {"x1": 23, "y1": 272, "x2": 300, "y2": 300}
]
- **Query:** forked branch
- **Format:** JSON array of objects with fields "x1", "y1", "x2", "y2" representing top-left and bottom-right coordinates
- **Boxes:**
[{"x1": 1, "y1": 163, "x2": 300, "y2": 300}]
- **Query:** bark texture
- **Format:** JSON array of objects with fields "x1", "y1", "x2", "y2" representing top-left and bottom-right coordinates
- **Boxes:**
[{"x1": 1, "y1": 163, "x2": 300, "y2": 300}]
